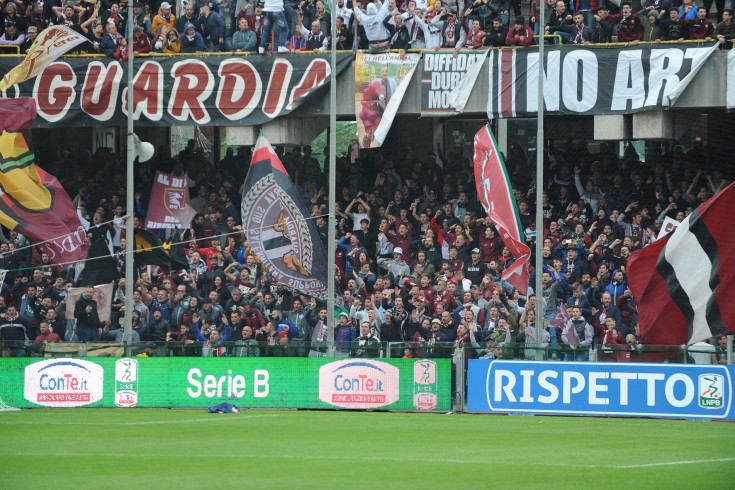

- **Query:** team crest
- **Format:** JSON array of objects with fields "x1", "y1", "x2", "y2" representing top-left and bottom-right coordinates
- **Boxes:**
[
  {"x1": 242, "y1": 173, "x2": 327, "y2": 299},
  {"x1": 163, "y1": 188, "x2": 185, "y2": 213}
]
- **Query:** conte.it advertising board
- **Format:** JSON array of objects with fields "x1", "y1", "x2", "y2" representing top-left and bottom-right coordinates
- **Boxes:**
[
  {"x1": 0, "y1": 357, "x2": 450, "y2": 411},
  {"x1": 467, "y1": 360, "x2": 734, "y2": 420}
]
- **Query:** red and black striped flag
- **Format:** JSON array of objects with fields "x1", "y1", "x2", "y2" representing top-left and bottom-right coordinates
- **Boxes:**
[{"x1": 628, "y1": 182, "x2": 735, "y2": 345}]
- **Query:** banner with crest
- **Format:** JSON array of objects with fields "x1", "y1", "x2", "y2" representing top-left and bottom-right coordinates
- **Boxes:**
[
  {"x1": 354, "y1": 52, "x2": 421, "y2": 149},
  {"x1": 241, "y1": 133, "x2": 334, "y2": 303},
  {"x1": 145, "y1": 171, "x2": 193, "y2": 229}
]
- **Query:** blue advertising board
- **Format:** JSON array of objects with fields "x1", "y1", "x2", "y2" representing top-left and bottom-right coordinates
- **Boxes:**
[{"x1": 467, "y1": 360, "x2": 734, "y2": 420}]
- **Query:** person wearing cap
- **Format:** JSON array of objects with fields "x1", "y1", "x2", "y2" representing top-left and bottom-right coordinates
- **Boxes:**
[
  {"x1": 377, "y1": 246, "x2": 411, "y2": 288},
  {"x1": 137, "y1": 342, "x2": 158, "y2": 357},
  {"x1": 200, "y1": 3, "x2": 232, "y2": 51},
  {"x1": 237, "y1": 1, "x2": 265, "y2": 46},
  {"x1": 152, "y1": 2, "x2": 176, "y2": 34},
  {"x1": 431, "y1": 7, "x2": 466, "y2": 50},
  {"x1": 131, "y1": 2, "x2": 152, "y2": 36},
  {"x1": 148, "y1": 307, "x2": 171, "y2": 343},
  {"x1": 505, "y1": 15, "x2": 532, "y2": 45},
  {"x1": 464, "y1": 248, "x2": 488, "y2": 286}
]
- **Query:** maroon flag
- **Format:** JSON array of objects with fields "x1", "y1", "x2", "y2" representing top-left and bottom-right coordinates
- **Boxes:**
[
  {"x1": 145, "y1": 171, "x2": 193, "y2": 229},
  {"x1": 628, "y1": 182, "x2": 735, "y2": 345},
  {"x1": 549, "y1": 304, "x2": 576, "y2": 344},
  {"x1": 473, "y1": 124, "x2": 531, "y2": 294},
  {"x1": 0, "y1": 98, "x2": 87, "y2": 267}
]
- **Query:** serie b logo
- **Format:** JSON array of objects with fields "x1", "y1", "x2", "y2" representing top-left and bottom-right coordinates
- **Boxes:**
[
  {"x1": 698, "y1": 374, "x2": 724, "y2": 409},
  {"x1": 115, "y1": 358, "x2": 139, "y2": 408},
  {"x1": 413, "y1": 360, "x2": 438, "y2": 411}
]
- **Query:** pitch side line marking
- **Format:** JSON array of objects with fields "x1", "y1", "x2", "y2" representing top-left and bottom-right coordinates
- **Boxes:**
[
  {"x1": 0, "y1": 414, "x2": 279, "y2": 426},
  {"x1": 614, "y1": 457, "x2": 735, "y2": 468}
]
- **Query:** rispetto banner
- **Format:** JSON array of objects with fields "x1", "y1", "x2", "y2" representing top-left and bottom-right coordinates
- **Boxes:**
[
  {"x1": 467, "y1": 360, "x2": 735, "y2": 420},
  {"x1": 0, "y1": 54, "x2": 353, "y2": 128},
  {"x1": 0, "y1": 357, "x2": 450, "y2": 411},
  {"x1": 485, "y1": 42, "x2": 718, "y2": 119}
]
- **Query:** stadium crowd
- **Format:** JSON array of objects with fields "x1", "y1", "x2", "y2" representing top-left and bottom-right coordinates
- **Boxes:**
[
  {"x1": 1, "y1": 0, "x2": 733, "y2": 55},
  {"x1": 0, "y1": 127, "x2": 733, "y2": 365}
]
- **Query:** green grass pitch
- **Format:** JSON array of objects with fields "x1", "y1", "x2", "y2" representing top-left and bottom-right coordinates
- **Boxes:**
[{"x1": 0, "y1": 409, "x2": 733, "y2": 489}]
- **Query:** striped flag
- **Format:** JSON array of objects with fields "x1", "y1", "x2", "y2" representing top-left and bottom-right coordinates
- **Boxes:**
[
  {"x1": 627, "y1": 182, "x2": 735, "y2": 345},
  {"x1": 473, "y1": 124, "x2": 530, "y2": 294}
]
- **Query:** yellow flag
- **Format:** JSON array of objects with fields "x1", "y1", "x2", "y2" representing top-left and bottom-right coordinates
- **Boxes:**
[{"x1": 0, "y1": 26, "x2": 87, "y2": 92}]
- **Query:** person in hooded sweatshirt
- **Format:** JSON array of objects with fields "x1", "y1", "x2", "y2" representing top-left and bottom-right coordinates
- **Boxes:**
[
  {"x1": 353, "y1": 0, "x2": 392, "y2": 51},
  {"x1": 181, "y1": 22, "x2": 207, "y2": 52}
]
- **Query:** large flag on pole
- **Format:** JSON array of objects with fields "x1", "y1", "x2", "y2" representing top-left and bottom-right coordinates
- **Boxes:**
[
  {"x1": 473, "y1": 124, "x2": 531, "y2": 294},
  {"x1": 0, "y1": 25, "x2": 88, "y2": 92},
  {"x1": 241, "y1": 133, "x2": 331, "y2": 302},
  {"x1": 627, "y1": 182, "x2": 735, "y2": 346},
  {"x1": 0, "y1": 98, "x2": 87, "y2": 268}
]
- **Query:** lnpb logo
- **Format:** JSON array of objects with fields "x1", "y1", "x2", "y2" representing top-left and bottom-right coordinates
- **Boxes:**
[
  {"x1": 318, "y1": 360, "x2": 399, "y2": 409},
  {"x1": 114, "y1": 358, "x2": 139, "y2": 408},
  {"x1": 699, "y1": 374, "x2": 724, "y2": 409},
  {"x1": 24, "y1": 359, "x2": 103, "y2": 407},
  {"x1": 413, "y1": 360, "x2": 438, "y2": 411}
]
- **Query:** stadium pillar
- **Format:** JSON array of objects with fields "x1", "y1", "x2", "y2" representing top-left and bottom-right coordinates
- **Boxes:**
[
  {"x1": 326, "y1": 0, "x2": 338, "y2": 355},
  {"x1": 123, "y1": 1, "x2": 135, "y2": 355},
  {"x1": 534, "y1": 5, "x2": 545, "y2": 361}
]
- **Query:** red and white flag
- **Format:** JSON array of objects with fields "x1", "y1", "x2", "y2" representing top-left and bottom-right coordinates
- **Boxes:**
[
  {"x1": 473, "y1": 124, "x2": 531, "y2": 294},
  {"x1": 627, "y1": 182, "x2": 735, "y2": 345}
]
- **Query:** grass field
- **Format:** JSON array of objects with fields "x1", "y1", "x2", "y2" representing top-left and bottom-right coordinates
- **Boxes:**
[{"x1": 0, "y1": 409, "x2": 733, "y2": 489}]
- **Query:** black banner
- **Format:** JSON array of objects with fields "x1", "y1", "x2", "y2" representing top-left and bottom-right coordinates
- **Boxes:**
[
  {"x1": 485, "y1": 43, "x2": 718, "y2": 119},
  {"x1": 0, "y1": 54, "x2": 353, "y2": 127}
]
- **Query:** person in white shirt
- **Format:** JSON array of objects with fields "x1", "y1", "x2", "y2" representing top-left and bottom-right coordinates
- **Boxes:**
[{"x1": 353, "y1": 0, "x2": 392, "y2": 51}]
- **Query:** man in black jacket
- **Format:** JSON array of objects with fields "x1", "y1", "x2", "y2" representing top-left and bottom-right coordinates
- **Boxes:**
[
  {"x1": 0, "y1": 306, "x2": 29, "y2": 356},
  {"x1": 74, "y1": 287, "x2": 100, "y2": 342}
]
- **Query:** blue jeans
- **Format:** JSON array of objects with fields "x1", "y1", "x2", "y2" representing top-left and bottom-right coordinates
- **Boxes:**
[
  {"x1": 260, "y1": 10, "x2": 289, "y2": 49},
  {"x1": 212, "y1": 36, "x2": 233, "y2": 51},
  {"x1": 76, "y1": 327, "x2": 97, "y2": 342}
]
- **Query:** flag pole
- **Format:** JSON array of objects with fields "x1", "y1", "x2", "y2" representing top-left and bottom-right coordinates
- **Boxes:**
[
  {"x1": 123, "y1": 2, "x2": 135, "y2": 354},
  {"x1": 534, "y1": 4, "x2": 545, "y2": 360},
  {"x1": 326, "y1": 0, "x2": 338, "y2": 355}
]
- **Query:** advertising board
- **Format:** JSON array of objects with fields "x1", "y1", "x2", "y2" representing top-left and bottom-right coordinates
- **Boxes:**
[
  {"x1": 1, "y1": 357, "x2": 451, "y2": 411},
  {"x1": 467, "y1": 360, "x2": 734, "y2": 420}
]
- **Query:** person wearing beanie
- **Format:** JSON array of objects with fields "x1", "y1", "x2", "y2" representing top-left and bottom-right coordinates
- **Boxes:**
[{"x1": 505, "y1": 15, "x2": 533, "y2": 45}]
